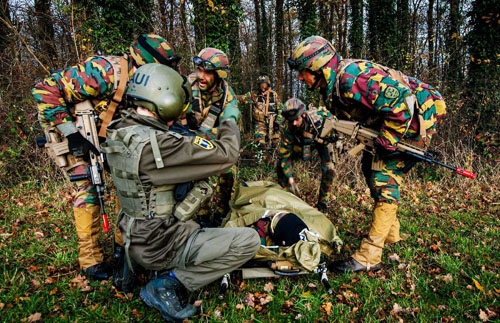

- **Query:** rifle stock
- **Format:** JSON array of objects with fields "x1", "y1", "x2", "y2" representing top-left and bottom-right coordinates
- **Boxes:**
[
  {"x1": 74, "y1": 101, "x2": 110, "y2": 232},
  {"x1": 328, "y1": 119, "x2": 476, "y2": 179}
]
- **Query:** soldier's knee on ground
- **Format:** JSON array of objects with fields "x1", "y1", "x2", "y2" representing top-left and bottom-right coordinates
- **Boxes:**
[{"x1": 224, "y1": 227, "x2": 261, "y2": 257}]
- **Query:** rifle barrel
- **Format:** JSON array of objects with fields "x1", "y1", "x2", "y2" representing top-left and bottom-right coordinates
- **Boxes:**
[{"x1": 404, "y1": 151, "x2": 476, "y2": 179}]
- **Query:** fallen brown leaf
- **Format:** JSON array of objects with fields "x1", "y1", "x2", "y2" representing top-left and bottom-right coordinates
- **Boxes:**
[
  {"x1": 27, "y1": 313, "x2": 42, "y2": 322},
  {"x1": 132, "y1": 309, "x2": 142, "y2": 318},
  {"x1": 437, "y1": 273, "x2": 453, "y2": 284},
  {"x1": 263, "y1": 281, "x2": 274, "y2": 292},
  {"x1": 322, "y1": 301, "x2": 332, "y2": 315},
  {"x1": 388, "y1": 253, "x2": 400, "y2": 262},
  {"x1": 235, "y1": 304, "x2": 244, "y2": 310},
  {"x1": 259, "y1": 294, "x2": 273, "y2": 306},
  {"x1": 242, "y1": 292, "x2": 255, "y2": 307},
  {"x1": 472, "y1": 278, "x2": 485, "y2": 293},
  {"x1": 193, "y1": 300, "x2": 202, "y2": 307}
]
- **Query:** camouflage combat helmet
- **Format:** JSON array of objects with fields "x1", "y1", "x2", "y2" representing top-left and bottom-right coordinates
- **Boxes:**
[
  {"x1": 127, "y1": 63, "x2": 191, "y2": 122},
  {"x1": 194, "y1": 48, "x2": 229, "y2": 79},
  {"x1": 282, "y1": 98, "x2": 307, "y2": 121},
  {"x1": 288, "y1": 36, "x2": 337, "y2": 72},
  {"x1": 257, "y1": 75, "x2": 271, "y2": 86},
  {"x1": 130, "y1": 34, "x2": 181, "y2": 69}
]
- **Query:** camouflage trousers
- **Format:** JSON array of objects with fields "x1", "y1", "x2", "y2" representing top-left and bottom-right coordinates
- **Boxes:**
[
  {"x1": 361, "y1": 152, "x2": 413, "y2": 204},
  {"x1": 70, "y1": 161, "x2": 123, "y2": 270},
  {"x1": 277, "y1": 144, "x2": 335, "y2": 206},
  {"x1": 198, "y1": 167, "x2": 236, "y2": 226},
  {"x1": 254, "y1": 120, "x2": 279, "y2": 147}
]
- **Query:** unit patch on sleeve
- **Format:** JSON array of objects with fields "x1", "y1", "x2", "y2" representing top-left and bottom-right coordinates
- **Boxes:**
[
  {"x1": 193, "y1": 136, "x2": 214, "y2": 150},
  {"x1": 384, "y1": 86, "x2": 400, "y2": 99}
]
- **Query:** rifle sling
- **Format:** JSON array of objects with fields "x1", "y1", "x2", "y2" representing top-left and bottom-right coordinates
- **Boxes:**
[
  {"x1": 199, "y1": 81, "x2": 228, "y2": 136},
  {"x1": 98, "y1": 56, "x2": 129, "y2": 137}
]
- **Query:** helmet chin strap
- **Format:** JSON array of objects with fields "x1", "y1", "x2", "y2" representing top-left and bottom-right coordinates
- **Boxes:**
[{"x1": 308, "y1": 70, "x2": 323, "y2": 90}]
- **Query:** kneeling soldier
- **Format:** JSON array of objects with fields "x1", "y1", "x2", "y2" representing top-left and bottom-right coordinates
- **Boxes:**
[
  {"x1": 102, "y1": 64, "x2": 260, "y2": 321},
  {"x1": 278, "y1": 98, "x2": 336, "y2": 213}
]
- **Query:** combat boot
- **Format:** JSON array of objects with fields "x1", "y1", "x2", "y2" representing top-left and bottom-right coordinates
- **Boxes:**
[
  {"x1": 351, "y1": 202, "x2": 399, "y2": 271},
  {"x1": 112, "y1": 242, "x2": 137, "y2": 293},
  {"x1": 316, "y1": 201, "x2": 328, "y2": 213},
  {"x1": 140, "y1": 276, "x2": 197, "y2": 321},
  {"x1": 329, "y1": 257, "x2": 381, "y2": 273},
  {"x1": 84, "y1": 262, "x2": 111, "y2": 280},
  {"x1": 74, "y1": 205, "x2": 105, "y2": 275}
]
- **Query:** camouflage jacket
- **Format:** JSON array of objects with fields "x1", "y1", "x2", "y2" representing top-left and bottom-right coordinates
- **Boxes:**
[
  {"x1": 32, "y1": 56, "x2": 129, "y2": 135},
  {"x1": 185, "y1": 74, "x2": 239, "y2": 140},
  {"x1": 236, "y1": 89, "x2": 283, "y2": 124},
  {"x1": 322, "y1": 59, "x2": 446, "y2": 151},
  {"x1": 279, "y1": 106, "x2": 334, "y2": 179}
]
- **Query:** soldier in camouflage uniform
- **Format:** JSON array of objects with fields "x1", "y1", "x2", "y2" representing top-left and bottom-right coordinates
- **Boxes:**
[
  {"x1": 183, "y1": 48, "x2": 239, "y2": 226},
  {"x1": 288, "y1": 36, "x2": 447, "y2": 273},
  {"x1": 236, "y1": 75, "x2": 283, "y2": 149},
  {"x1": 32, "y1": 34, "x2": 181, "y2": 280},
  {"x1": 278, "y1": 98, "x2": 336, "y2": 213},
  {"x1": 102, "y1": 63, "x2": 259, "y2": 321}
]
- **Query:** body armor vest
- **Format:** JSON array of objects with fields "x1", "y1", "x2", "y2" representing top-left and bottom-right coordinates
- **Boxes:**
[
  {"x1": 102, "y1": 123, "x2": 180, "y2": 219},
  {"x1": 253, "y1": 90, "x2": 277, "y2": 123},
  {"x1": 190, "y1": 78, "x2": 228, "y2": 137}
]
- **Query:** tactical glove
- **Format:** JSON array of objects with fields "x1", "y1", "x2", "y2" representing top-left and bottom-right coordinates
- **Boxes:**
[
  {"x1": 67, "y1": 132, "x2": 99, "y2": 157},
  {"x1": 219, "y1": 105, "x2": 240, "y2": 124},
  {"x1": 375, "y1": 142, "x2": 401, "y2": 160}
]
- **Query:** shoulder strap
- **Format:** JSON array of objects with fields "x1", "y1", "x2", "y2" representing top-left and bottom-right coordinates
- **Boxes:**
[
  {"x1": 198, "y1": 81, "x2": 228, "y2": 136},
  {"x1": 98, "y1": 55, "x2": 129, "y2": 138},
  {"x1": 264, "y1": 91, "x2": 270, "y2": 116}
]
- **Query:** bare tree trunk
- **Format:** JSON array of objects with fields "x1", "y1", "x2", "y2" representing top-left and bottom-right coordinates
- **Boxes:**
[
  {"x1": 275, "y1": 0, "x2": 284, "y2": 98},
  {"x1": 286, "y1": 0, "x2": 293, "y2": 97},
  {"x1": 34, "y1": 0, "x2": 58, "y2": 67},
  {"x1": 158, "y1": 0, "x2": 167, "y2": 35},
  {"x1": 260, "y1": 0, "x2": 270, "y2": 74},
  {"x1": 0, "y1": 0, "x2": 10, "y2": 54},
  {"x1": 446, "y1": 0, "x2": 462, "y2": 86},
  {"x1": 168, "y1": 0, "x2": 175, "y2": 36},
  {"x1": 427, "y1": 0, "x2": 435, "y2": 70}
]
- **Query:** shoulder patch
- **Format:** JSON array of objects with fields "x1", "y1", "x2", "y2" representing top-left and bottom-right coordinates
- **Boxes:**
[
  {"x1": 193, "y1": 136, "x2": 214, "y2": 150},
  {"x1": 384, "y1": 86, "x2": 400, "y2": 99}
]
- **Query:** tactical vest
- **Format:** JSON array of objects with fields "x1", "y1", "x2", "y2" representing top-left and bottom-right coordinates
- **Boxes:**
[
  {"x1": 102, "y1": 123, "x2": 181, "y2": 220},
  {"x1": 254, "y1": 90, "x2": 278, "y2": 123},
  {"x1": 190, "y1": 78, "x2": 228, "y2": 138},
  {"x1": 301, "y1": 108, "x2": 334, "y2": 145}
]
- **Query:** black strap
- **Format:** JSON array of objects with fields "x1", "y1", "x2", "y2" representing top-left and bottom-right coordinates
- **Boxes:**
[{"x1": 138, "y1": 35, "x2": 170, "y2": 66}]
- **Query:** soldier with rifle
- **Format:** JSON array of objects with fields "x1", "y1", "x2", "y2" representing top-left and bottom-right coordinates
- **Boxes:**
[
  {"x1": 32, "y1": 34, "x2": 181, "y2": 281},
  {"x1": 237, "y1": 75, "x2": 284, "y2": 158},
  {"x1": 287, "y1": 35, "x2": 450, "y2": 273}
]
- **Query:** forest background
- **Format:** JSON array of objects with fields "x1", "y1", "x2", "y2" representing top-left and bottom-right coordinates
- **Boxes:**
[{"x1": 0, "y1": 0, "x2": 499, "y2": 321}]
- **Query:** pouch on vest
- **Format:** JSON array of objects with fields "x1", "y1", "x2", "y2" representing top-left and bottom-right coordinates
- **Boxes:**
[
  {"x1": 173, "y1": 180, "x2": 213, "y2": 222},
  {"x1": 371, "y1": 154, "x2": 384, "y2": 171},
  {"x1": 302, "y1": 145, "x2": 312, "y2": 161},
  {"x1": 253, "y1": 102, "x2": 266, "y2": 123}
]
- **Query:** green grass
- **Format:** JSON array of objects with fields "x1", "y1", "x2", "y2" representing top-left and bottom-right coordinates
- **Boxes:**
[{"x1": 0, "y1": 169, "x2": 498, "y2": 322}]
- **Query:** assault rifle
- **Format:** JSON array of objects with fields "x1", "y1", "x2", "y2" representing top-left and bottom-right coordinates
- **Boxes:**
[
  {"x1": 69, "y1": 101, "x2": 110, "y2": 232},
  {"x1": 322, "y1": 119, "x2": 476, "y2": 179}
]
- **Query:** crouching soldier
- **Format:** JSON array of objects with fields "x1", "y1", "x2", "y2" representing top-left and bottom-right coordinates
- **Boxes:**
[
  {"x1": 278, "y1": 98, "x2": 337, "y2": 213},
  {"x1": 288, "y1": 36, "x2": 446, "y2": 273},
  {"x1": 102, "y1": 63, "x2": 260, "y2": 321},
  {"x1": 32, "y1": 34, "x2": 181, "y2": 280}
]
